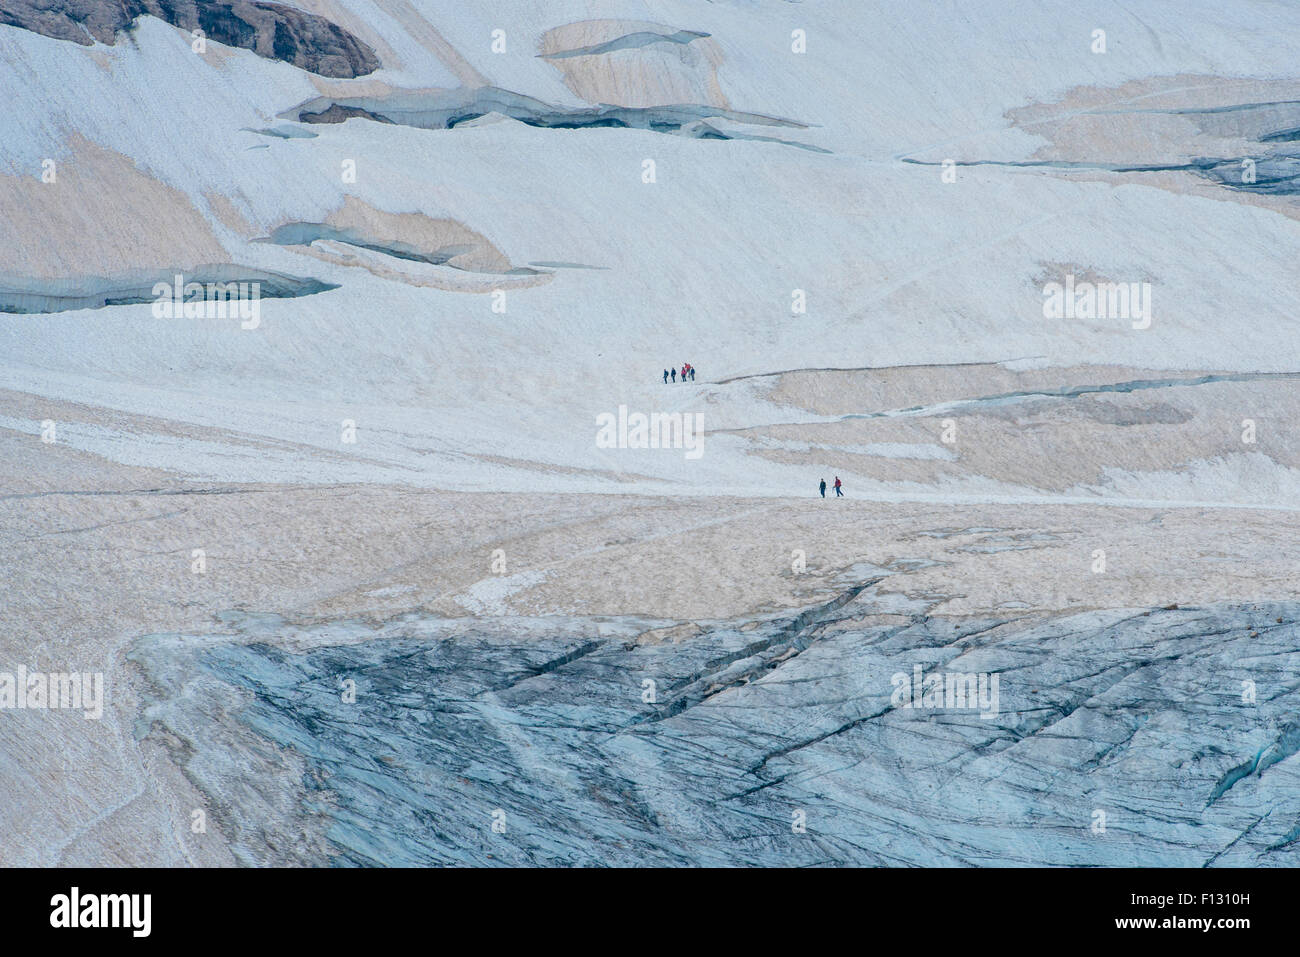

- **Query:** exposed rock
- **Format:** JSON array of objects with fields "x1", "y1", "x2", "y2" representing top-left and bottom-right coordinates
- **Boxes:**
[{"x1": 0, "y1": 0, "x2": 379, "y2": 77}]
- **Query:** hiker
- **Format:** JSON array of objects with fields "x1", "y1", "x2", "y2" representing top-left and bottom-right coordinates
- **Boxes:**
[
  {"x1": 819, "y1": 479, "x2": 826, "y2": 498},
  {"x1": 689, "y1": 366, "x2": 695, "y2": 381},
  {"x1": 834, "y1": 476, "x2": 843, "y2": 497},
  {"x1": 681, "y1": 365, "x2": 687, "y2": 382},
  {"x1": 663, "y1": 369, "x2": 669, "y2": 384},
  {"x1": 671, "y1": 368, "x2": 676, "y2": 382}
]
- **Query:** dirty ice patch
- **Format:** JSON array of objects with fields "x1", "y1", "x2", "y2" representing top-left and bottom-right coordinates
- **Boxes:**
[
  {"x1": 744, "y1": 435, "x2": 957, "y2": 461},
  {"x1": 1070, "y1": 455, "x2": 1300, "y2": 509},
  {"x1": 455, "y1": 570, "x2": 549, "y2": 616}
]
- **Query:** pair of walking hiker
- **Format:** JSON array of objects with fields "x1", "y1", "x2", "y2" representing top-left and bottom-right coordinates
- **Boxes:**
[
  {"x1": 819, "y1": 477, "x2": 843, "y2": 498},
  {"x1": 663, "y1": 363, "x2": 696, "y2": 384}
]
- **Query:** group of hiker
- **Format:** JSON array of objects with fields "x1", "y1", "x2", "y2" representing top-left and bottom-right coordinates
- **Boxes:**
[{"x1": 652, "y1": 362, "x2": 844, "y2": 498}]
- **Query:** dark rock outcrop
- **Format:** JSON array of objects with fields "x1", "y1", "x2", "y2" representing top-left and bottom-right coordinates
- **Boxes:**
[{"x1": 0, "y1": 1, "x2": 379, "y2": 77}]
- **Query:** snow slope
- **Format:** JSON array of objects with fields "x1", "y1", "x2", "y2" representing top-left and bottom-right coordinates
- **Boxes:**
[{"x1": 2, "y1": 1, "x2": 1300, "y2": 502}]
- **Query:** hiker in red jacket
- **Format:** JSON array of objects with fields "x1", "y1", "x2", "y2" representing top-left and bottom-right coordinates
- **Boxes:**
[{"x1": 834, "y1": 476, "x2": 843, "y2": 497}]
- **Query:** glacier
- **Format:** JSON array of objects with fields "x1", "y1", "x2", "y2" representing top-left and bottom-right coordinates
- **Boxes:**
[{"x1": 1, "y1": 1, "x2": 1299, "y2": 868}]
